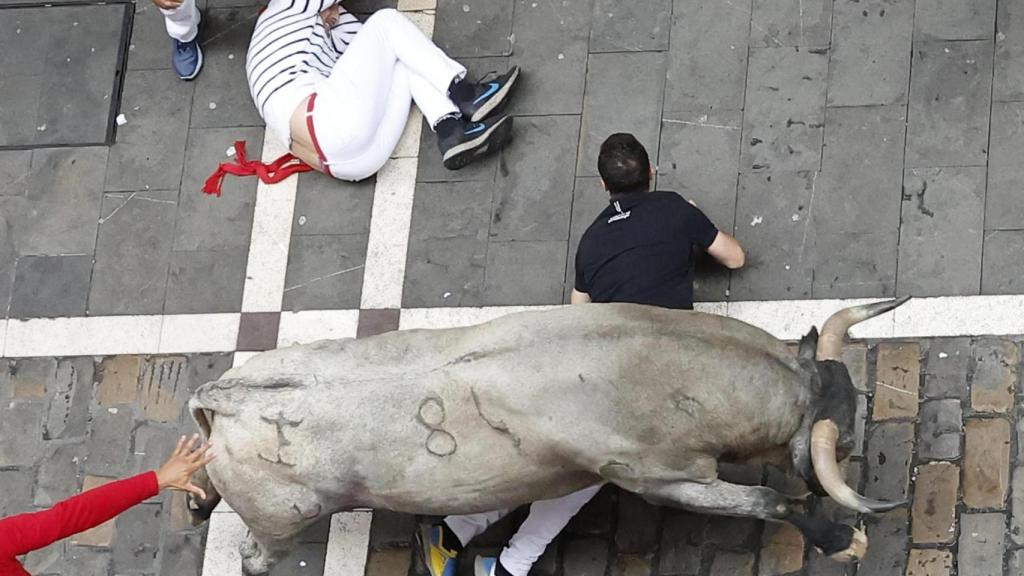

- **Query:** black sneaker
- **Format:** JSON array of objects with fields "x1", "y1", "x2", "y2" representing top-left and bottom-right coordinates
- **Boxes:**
[
  {"x1": 439, "y1": 114, "x2": 514, "y2": 170},
  {"x1": 456, "y1": 66, "x2": 521, "y2": 123}
]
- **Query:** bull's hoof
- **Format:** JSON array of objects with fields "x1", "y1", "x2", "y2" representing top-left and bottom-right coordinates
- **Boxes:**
[{"x1": 827, "y1": 527, "x2": 867, "y2": 563}]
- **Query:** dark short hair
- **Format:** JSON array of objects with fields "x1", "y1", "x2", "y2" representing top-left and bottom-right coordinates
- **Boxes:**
[{"x1": 598, "y1": 133, "x2": 651, "y2": 194}]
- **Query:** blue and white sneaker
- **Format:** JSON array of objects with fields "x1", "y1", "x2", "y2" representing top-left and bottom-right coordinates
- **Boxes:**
[
  {"x1": 438, "y1": 113, "x2": 514, "y2": 170},
  {"x1": 457, "y1": 66, "x2": 521, "y2": 123},
  {"x1": 173, "y1": 36, "x2": 204, "y2": 81}
]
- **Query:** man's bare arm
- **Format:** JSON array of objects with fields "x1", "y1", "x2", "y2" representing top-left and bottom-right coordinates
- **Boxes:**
[
  {"x1": 570, "y1": 289, "x2": 592, "y2": 304},
  {"x1": 706, "y1": 231, "x2": 745, "y2": 270}
]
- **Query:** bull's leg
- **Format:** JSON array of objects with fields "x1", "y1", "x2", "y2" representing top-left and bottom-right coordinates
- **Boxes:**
[
  {"x1": 638, "y1": 480, "x2": 866, "y2": 563},
  {"x1": 240, "y1": 529, "x2": 296, "y2": 576}
]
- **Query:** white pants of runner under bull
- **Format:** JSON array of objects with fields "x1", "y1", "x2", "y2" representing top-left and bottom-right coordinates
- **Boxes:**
[
  {"x1": 161, "y1": 0, "x2": 200, "y2": 43},
  {"x1": 445, "y1": 485, "x2": 603, "y2": 576},
  {"x1": 309, "y1": 8, "x2": 464, "y2": 181}
]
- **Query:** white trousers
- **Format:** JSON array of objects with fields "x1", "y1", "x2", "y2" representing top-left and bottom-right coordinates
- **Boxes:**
[
  {"x1": 161, "y1": 0, "x2": 200, "y2": 43},
  {"x1": 445, "y1": 485, "x2": 603, "y2": 576},
  {"x1": 311, "y1": 8, "x2": 464, "y2": 181}
]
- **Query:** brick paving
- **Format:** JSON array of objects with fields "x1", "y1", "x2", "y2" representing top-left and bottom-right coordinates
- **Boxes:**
[{"x1": 1, "y1": 336, "x2": 1022, "y2": 575}]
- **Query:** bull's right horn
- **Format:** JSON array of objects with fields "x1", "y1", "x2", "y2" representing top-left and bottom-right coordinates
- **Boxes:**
[
  {"x1": 816, "y1": 297, "x2": 911, "y2": 361},
  {"x1": 810, "y1": 419, "x2": 905, "y2": 513}
]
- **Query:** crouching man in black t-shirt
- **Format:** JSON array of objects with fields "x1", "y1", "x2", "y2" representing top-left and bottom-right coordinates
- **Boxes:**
[{"x1": 572, "y1": 132, "x2": 745, "y2": 308}]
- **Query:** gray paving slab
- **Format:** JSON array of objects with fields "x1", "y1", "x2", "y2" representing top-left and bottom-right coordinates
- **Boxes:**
[
  {"x1": 589, "y1": 0, "x2": 671, "y2": 53},
  {"x1": 33, "y1": 5, "x2": 126, "y2": 147},
  {"x1": 164, "y1": 249, "x2": 248, "y2": 314},
  {"x1": 9, "y1": 254, "x2": 92, "y2": 318},
  {"x1": 750, "y1": 0, "x2": 832, "y2": 48},
  {"x1": 905, "y1": 40, "x2": 993, "y2": 168},
  {"x1": 664, "y1": 0, "x2": 750, "y2": 114},
  {"x1": 127, "y1": 2, "x2": 177, "y2": 71},
  {"x1": 0, "y1": 151, "x2": 31, "y2": 196},
  {"x1": 985, "y1": 101, "x2": 1024, "y2": 230},
  {"x1": 813, "y1": 105, "x2": 907, "y2": 233},
  {"x1": 995, "y1": 0, "x2": 1024, "y2": 102},
  {"x1": 741, "y1": 47, "x2": 827, "y2": 173},
  {"x1": 0, "y1": 228, "x2": 14, "y2": 317},
  {"x1": 433, "y1": 0, "x2": 514, "y2": 58},
  {"x1": 915, "y1": 0, "x2": 996, "y2": 40},
  {"x1": 507, "y1": 0, "x2": 591, "y2": 116},
  {"x1": 404, "y1": 180, "x2": 491, "y2": 307},
  {"x1": 282, "y1": 234, "x2": 367, "y2": 310},
  {"x1": 190, "y1": 8, "x2": 263, "y2": 128},
  {"x1": 484, "y1": 240, "x2": 567, "y2": 305},
  {"x1": 657, "y1": 110, "x2": 742, "y2": 229},
  {"x1": 731, "y1": 171, "x2": 816, "y2": 300},
  {"x1": 828, "y1": 0, "x2": 914, "y2": 107},
  {"x1": 416, "y1": 57, "x2": 507, "y2": 183},
  {"x1": 0, "y1": 9, "x2": 49, "y2": 147},
  {"x1": 490, "y1": 115, "x2": 580, "y2": 241},
  {"x1": 16, "y1": 147, "x2": 108, "y2": 256},
  {"x1": 174, "y1": 127, "x2": 263, "y2": 251},
  {"x1": 812, "y1": 230, "x2": 898, "y2": 298},
  {"x1": 89, "y1": 191, "x2": 178, "y2": 316},
  {"x1": 897, "y1": 167, "x2": 985, "y2": 297},
  {"x1": 105, "y1": 70, "x2": 193, "y2": 192},
  {"x1": 577, "y1": 51, "x2": 667, "y2": 177},
  {"x1": 982, "y1": 231, "x2": 1024, "y2": 295},
  {"x1": 292, "y1": 172, "x2": 375, "y2": 236},
  {"x1": 563, "y1": 177, "x2": 608, "y2": 303}
]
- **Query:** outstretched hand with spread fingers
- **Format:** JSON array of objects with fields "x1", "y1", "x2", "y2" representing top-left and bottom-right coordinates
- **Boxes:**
[{"x1": 156, "y1": 433, "x2": 215, "y2": 499}]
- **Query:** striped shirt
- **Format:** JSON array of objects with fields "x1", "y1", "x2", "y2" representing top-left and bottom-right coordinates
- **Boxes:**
[{"x1": 246, "y1": 0, "x2": 362, "y2": 145}]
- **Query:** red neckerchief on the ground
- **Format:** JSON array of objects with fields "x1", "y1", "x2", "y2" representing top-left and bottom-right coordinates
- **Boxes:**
[{"x1": 202, "y1": 140, "x2": 313, "y2": 196}]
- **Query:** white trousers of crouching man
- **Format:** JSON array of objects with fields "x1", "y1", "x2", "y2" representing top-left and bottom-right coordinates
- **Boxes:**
[
  {"x1": 160, "y1": 0, "x2": 200, "y2": 43},
  {"x1": 445, "y1": 484, "x2": 603, "y2": 576}
]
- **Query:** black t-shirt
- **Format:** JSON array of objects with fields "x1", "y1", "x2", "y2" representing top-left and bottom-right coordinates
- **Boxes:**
[{"x1": 574, "y1": 190, "x2": 719, "y2": 310}]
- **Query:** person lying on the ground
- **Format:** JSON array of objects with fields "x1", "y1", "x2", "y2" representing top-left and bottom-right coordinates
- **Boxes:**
[
  {"x1": 419, "y1": 133, "x2": 746, "y2": 576},
  {"x1": 0, "y1": 434, "x2": 214, "y2": 576},
  {"x1": 246, "y1": 2, "x2": 520, "y2": 181}
]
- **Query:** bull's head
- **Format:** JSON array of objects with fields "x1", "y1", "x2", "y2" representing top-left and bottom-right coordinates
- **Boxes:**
[{"x1": 792, "y1": 297, "x2": 910, "y2": 515}]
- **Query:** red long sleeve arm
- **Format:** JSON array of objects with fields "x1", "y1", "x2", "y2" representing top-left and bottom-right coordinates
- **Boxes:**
[{"x1": 0, "y1": 472, "x2": 159, "y2": 560}]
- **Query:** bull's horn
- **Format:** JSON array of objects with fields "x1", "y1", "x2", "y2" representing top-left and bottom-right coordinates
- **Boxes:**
[
  {"x1": 810, "y1": 419, "x2": 905, "y2": 513},
  {"x1": 816, "y1": 297, "x2": 911, "y2": 361}
]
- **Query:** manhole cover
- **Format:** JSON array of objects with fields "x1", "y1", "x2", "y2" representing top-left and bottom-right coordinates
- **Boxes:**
[{"x1": 0, "y1": 2, "x2": 129, "y2": 149}]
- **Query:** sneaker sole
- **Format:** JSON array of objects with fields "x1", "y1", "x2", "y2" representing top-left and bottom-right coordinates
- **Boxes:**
[
  {"x1": 442, "y1": 116, "x2": 514, "y2": 170},
  {"x1": 469, "y1": 66, "x2": 520, "y2": 123},
  {"x1": 177, "y1": 43, "x2": 204, "y2": 81}
]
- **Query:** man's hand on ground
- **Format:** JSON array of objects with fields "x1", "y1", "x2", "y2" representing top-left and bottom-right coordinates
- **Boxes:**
[
  {"x1": 151, "y1": 0, "x2": 185, "y2": 10},
  {"x1": 156, "y1": 433, "x2": 215, "y2": 499}
]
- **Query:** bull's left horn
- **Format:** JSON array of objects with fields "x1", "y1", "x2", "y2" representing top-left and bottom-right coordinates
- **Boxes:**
[
  {"x1": 817, "y1": 297, "x2": 911, "y2": 361},
  {"x1": 810, "y1": 420, "x2": 905, "y2": 513}
]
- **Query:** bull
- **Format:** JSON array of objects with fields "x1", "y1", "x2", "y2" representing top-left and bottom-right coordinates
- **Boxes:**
[{"x1": 187, "y1": 298, "x2": 909, "y2": 575}]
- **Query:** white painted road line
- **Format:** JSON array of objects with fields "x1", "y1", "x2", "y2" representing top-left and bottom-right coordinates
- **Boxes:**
[
  {"x1": 159, "y1": 313, "x2": 241, "y2": 354},
  {"x1": 277, "y1": 310, "x2": 360, "y2": 347},
  {"x1": 323, "y1": 511, "x2": 373, "y2": 576}
]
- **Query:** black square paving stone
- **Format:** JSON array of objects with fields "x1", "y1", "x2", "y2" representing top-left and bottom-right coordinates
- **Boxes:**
[
  {"x1": 88, "y1": 191, "x2": 178, "y2": 316},
  {"x1": 811, "y1": 230, "x2": 898, "y2": 298},
  {"x1": 750, "y1": 0, "x2": 832, "y2": 48},
  {"x1": 732, "y1": 171, "x2": 816, "y2": 300},
  {"x1": 0, "y1": 4, "x2": 128, "y2": 148},
  {"x1": 292, "y1": 171, "x2": 375, "y2": 237},
  {"x1": 507, "y1": 0, "x2": 591, "y2": 116},
  {"x1": 237, "y1": 312, "x2": 282, "y2": 351},
  {"x1": 576, "y1": 51, "x2": 667, "y2": 178},
  {"x1": 489, "y1": 115, "x2": 580, "y2": 242},
  {"x1": 164, "y1": 249, "x2": 248, "y2": 314},
  {"x1": 589, "y1": 0, "x2": 671, "y2": 53},
  {"x1": 190, "y1": 8, "x2": 263, "y2": 129},
  {"x1": 985, "y1": 101, "x2": 1024, "y2": 231},
  {"x1": 897, "y1": 167, "x2": 985, "y2": 297},
  {"x1": 105, "y1": 70, "x2": 193, "y2": 193},
  {"x1": 434, "y1": 0, "x2": 514, "y2": 58},
  {"x1": 995, "y1": 0, "x2": 1024, "y2": 102},
  {"x1": 981, "y1": 231, "x2": 1024, "y2": 295},
  {"x1": 828, "y1": 0, "x2": 914, "y2": 107},
  {"x1": 483, "y1": 240, "x2": 566, "y2": 306},
  {"x1": 0, "y1": 151, "x2": 30, "y2": 197},
  {"x1": 282, "y1": 234, "x2": 367, "y2": 310},
  {"x1": 404, "y1": 180, "x2": 491, "y2": 308},
  {"x1": 9, "y1": 255, "x2": 93, "y2": 318},
  {"x1": 563, "y1": 177, "x2": 608, "y2": 303},
  {"x1": 914, "y1": 0, "x2": 996, "y2": 41},
  {"x1": 905, "y1": 40, "x2": 993, "y2": 169},
  {"x1": 664, "y1": 0, "x2": 749, "y2": 114}
]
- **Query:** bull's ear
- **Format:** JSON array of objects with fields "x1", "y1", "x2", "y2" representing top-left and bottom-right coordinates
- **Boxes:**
[{"x1": 798, "y1": 327, "x2": 818, "y2": 361}]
